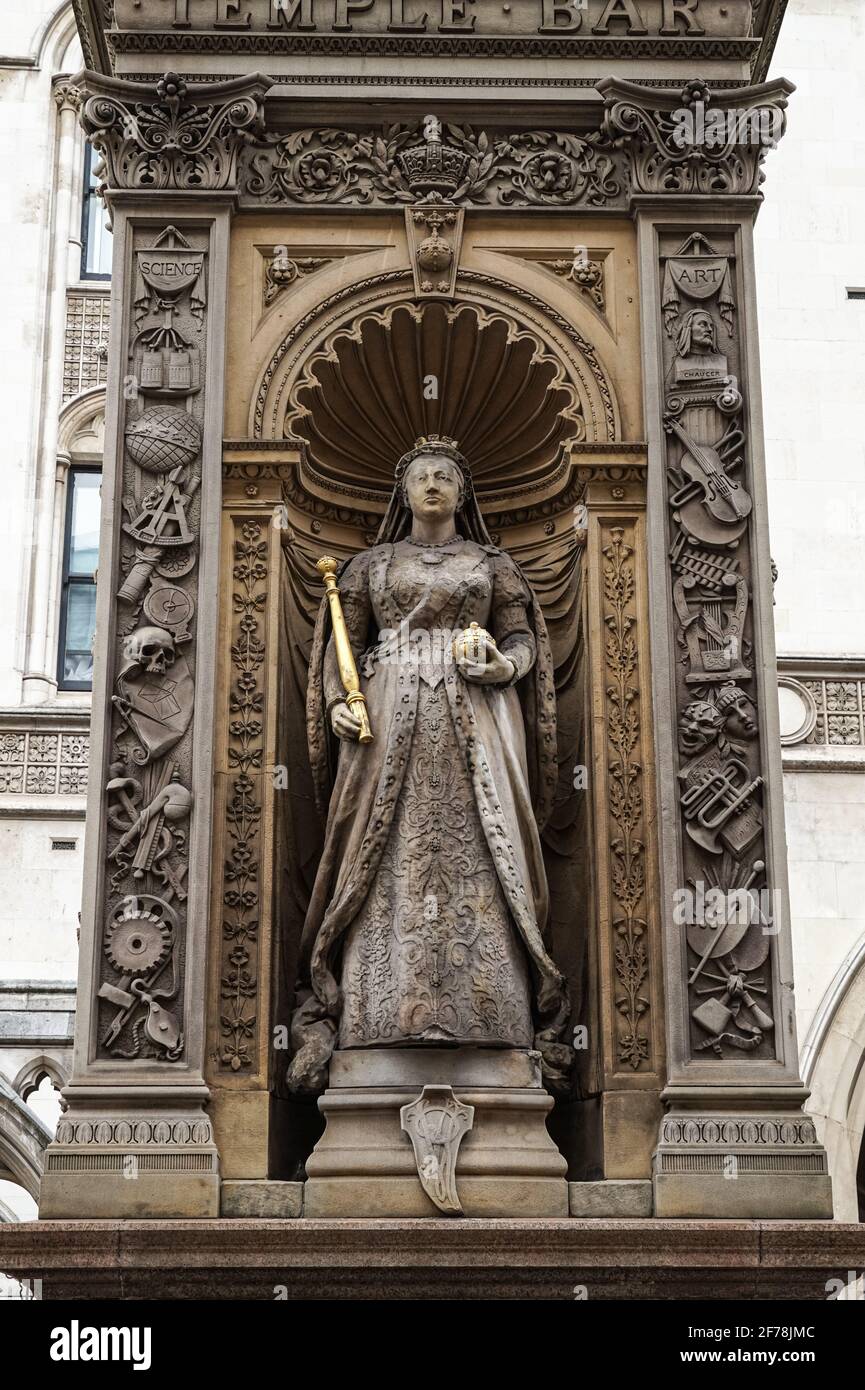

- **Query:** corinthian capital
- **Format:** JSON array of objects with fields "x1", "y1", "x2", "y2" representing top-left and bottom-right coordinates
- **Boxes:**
[
  {"x1": 73, "y1": 69, "x2": 271, "y2": 194},
  {"x1": 598, "y1": 76, "x2": 794, "y2": 199}
]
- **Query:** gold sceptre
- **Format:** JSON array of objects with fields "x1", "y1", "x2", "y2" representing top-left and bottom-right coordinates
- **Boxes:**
[{"x1": 316, "y1": 555, "x2": 373, "y2": 744}]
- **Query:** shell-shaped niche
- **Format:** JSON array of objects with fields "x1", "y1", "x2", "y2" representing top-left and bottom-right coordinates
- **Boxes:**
[{"x1": 286, "y1": 301, "x2": 584, "y2": 497}]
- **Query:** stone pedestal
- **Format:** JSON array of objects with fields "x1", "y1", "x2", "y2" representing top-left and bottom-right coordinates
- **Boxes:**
[
  {"x1": 304, "y1": 1048, "x2": 568, "y2": 1219},
  {"x1": 5, "y1": 1218, "x2": 864, "y2": 1301}
]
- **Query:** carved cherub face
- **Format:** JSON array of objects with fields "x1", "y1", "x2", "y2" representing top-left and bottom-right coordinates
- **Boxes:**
[{"x1": 403, "y1": 453, "x2": 463, "y2": 523}]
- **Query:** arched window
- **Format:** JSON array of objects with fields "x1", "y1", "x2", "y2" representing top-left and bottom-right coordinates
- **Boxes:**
[
  {"x1": 80, "y1": 141, "x2": 111, "y2": 280},
  {"x1": 57, "y1": 465, "x2": 100, "y2": 689}
]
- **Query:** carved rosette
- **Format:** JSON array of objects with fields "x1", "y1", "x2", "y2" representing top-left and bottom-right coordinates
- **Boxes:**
[
  {"x1": 75, "y1": 70, "x2": 269, "y2": 192},
  {"x1": 600, "y1": 77, "x2": 793, "y2": 198}
]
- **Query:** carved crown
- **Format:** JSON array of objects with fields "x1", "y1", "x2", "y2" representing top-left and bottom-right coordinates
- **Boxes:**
[{"x1": 397, "y1": 139, "x2": 468, "y2": 196}]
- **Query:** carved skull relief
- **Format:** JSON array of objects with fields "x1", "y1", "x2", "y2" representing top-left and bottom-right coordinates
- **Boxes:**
[{"x1": 123, "y1": 625, "x2": 177, "y2": 675}]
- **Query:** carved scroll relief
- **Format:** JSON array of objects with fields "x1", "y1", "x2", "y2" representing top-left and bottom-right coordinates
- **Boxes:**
[
  {"x1": 660, "y1": 233, "x2": 776, "y2": 1061},
  {"x1": 95, "y1": 225, "x2": 211, "y2": 1064}
]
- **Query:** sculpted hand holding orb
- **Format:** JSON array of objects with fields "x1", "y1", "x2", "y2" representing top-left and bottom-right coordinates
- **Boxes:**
[{"x1": 289, "y1": 437, "x2": 571, "y2": 1094}]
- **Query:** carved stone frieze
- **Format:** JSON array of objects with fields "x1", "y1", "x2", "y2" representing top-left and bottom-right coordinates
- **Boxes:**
[
  {"x1": 47, "y1": 1109, "x2": 218, "y2": 1178},
  {"x1": 75, "y1": 70, "x2": 269, "y2": 193},
  {"x1": 0, "y1": 728, "x2": 89, "y2": 797},
  {"x1": 655, "y1": 1112, "x2": 829, "y2": 1177},
  {"x1": 55, "y1": 1115, "x2": 214, "y2": 1148},
  {"x1": 71, "y1": 69, "x2": 799, "y2": 212},
  {"x1": 241, "y1": 121, "x2": 626, "y2": 210},
  {"x1": 64, "y1": 291, "x2": 110, "y2": 402},
  {"x1": 108, "y1": 33, "x2": 758, "y2": 66},
  {"x1": 600, "y1": 77, "x2": 793, "y2": 198}
]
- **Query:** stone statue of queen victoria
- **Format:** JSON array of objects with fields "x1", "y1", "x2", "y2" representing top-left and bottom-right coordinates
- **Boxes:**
[{"x1": 288, "y1": 436, "x2": 572, "y2": 1095}]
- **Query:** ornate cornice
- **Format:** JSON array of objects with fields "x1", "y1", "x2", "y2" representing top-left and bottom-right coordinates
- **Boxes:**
[
  {"x1": 74, "y1": 69, "x2": 270, "y2": 193},
  {"x1": 72, "y1": 1, "x2": 113, "y2": 76},
  {"x1": 750, "y1": 0, "x2": 789, "y2": 83},
  {"x1": 108, "y1": 31, "x2": 758, "y2": 64},
  {"x1": 599, "y1": 76, "x2": 794, "y2": 199},
  {"x1": 69, "y1": 67, "x2": 795, "y2": 209}
]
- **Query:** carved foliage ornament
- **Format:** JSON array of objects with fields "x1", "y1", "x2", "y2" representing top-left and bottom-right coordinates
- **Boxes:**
[
  {"x1": 599, "y1": 76, "x2": 793, "y2": 197},
  {"x1": 75, "y1": 70, "x2": 269, "y2": 192},
  {"x1": 219, "y1": 519, "x2": 269, "y2": 1072},
  {"x1": 72, "y1": 71, "x2": 794, "y2": 208},
  {"x1": 242, "y1": 120, "x2": 625, "y2": 209},
  {"x1": 602, "y1": 526, "x2": 650, "y2": 1070}
]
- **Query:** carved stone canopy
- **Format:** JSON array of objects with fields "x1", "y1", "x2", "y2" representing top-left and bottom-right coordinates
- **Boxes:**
[{"x1": 286, "y1": 301, "x2": 584, "y2": 501}]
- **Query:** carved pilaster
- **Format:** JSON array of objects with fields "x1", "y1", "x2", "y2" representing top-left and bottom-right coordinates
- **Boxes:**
[
  {"x1": 39, "y1": 72, "x2": 264, "y2": 1220},
  {"x1": 580, "y1": 462, "x2": 664, "y2": 1178},
  {"x1": 206, "y1": 484, "x2": 282, "y2": 1180},
  {"x1": 607, "y1": 78, "x2": 832, "y2": 1217}
]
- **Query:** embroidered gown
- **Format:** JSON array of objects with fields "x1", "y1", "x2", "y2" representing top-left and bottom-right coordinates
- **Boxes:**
[{"x1": 298, "y1": 536, "x2": 566, "y2": 1057}]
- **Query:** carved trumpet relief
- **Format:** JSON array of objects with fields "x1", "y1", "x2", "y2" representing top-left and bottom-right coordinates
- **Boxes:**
[{"x1": 659, "y1": 233, "x2": 776, "y2": 1061}]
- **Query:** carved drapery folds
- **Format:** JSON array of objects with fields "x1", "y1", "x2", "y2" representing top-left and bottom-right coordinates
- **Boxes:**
[
  {"x1": 75, "y1": 70, "x2": 269, "y2": 192},
  {"x1": 599, "y1": 77, "x2": 794, "y2": 198}
]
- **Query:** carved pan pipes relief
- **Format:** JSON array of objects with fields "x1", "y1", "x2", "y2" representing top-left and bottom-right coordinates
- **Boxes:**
[{"x1": 661, "y1": 232, "x2": 775, "y2": 1060}]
